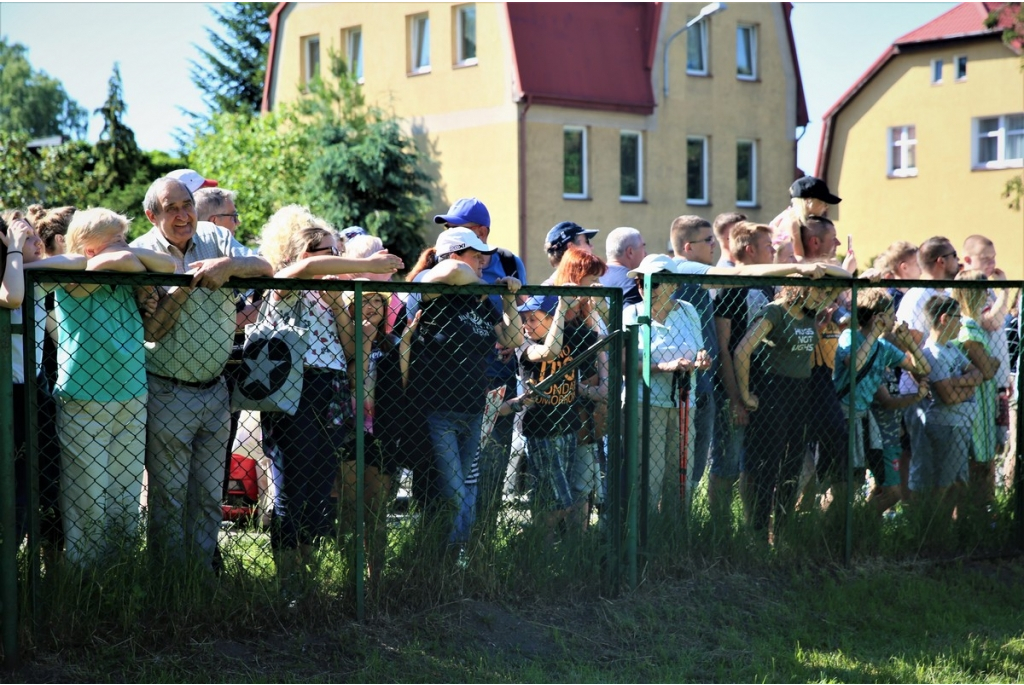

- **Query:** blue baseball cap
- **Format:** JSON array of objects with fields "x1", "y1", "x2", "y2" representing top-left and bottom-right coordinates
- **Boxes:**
[
  {"x1": 517, "y1": 294, "x2": 559, "y2": 315},
  {"x1": 545, "y1": 221, "x2": 598, "y2": 252},
  {"x1": 434, "y1": 197, "x2": 490, "y2": 227}
]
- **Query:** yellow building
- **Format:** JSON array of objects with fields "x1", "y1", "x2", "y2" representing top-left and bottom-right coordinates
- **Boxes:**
[
  {"x1": 817, "y1": 2, "x2": 1024, "y2": 277},
  {"x1": 263, "y1": 2, "x2": 808, "y2": 278}
]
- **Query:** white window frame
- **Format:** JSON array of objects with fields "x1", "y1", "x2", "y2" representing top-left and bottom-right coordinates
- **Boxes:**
[
  {"x1": 954, "y1": 55, "x2": 967, "y2": 82},
  {"x1": 686, "y1": 19, "x2": 708, "y2": 76},
  {"x1": 563, "y1": 126, "x2": 588, "y2": 200},
  {"x1": 345, "y1": 27, "x2": 364, "y2": 84},
  {"x1": 973, "y1": 114, "x2": 1024, "y2": 170},
  {"x1": 302, "y1": 34, "x2": 320, "y2": 85},
  {"x1": 736, "y1": 139, "x2": 757, "y2": 206},
  {"x1": 888, "y1": 125, "x2": 918, "y2": 178},
  {"x1": 930, "y1": 58, "x2": 943, "y2": 85},
  {"x1": 408, "y1": 13, "x2": 431, "y2": 75},
  {"x1": 619, "y1": 130, "x2": 643, "y2": 202},
  {"x1": 736, "y1": 24, "x2": 757, "y2": 81},
  {"x1": 455, "y1": 4, "x2": 477, "y2": 67},
  {"x1": 686, "y1": 136, "x2": 709, "y2": 205}
]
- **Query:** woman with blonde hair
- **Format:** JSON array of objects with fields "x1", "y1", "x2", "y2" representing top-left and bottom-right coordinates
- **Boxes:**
[
  {"x1": 258, "y1": 205, "x2": 402, "y2": 594},
  {"x1": 952, "y1": 270, "x2": 1001, "y2": 506}
]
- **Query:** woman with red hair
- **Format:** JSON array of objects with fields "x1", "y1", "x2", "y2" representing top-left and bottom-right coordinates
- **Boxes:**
[{"x1": 552, "y1": 247, "x2": 610, "y2": 524}]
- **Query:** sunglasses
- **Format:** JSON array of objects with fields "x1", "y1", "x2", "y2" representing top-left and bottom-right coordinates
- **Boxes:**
[
  {"x1": 308, "y1": 245, "x2": 340, "y2": 256},
  {"x1": 939, "y1": 251, "x2": 958, "y2": 261},
  {"x1": 687, "y1": 235, "x2": 715, "y2": 246},
  {"x1": 210, "y1": 213, "x2": 240, "y2": 223}
]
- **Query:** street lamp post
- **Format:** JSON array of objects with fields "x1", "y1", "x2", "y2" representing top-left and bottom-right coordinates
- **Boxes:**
[{"x1": 662, "y1": 2, "x2": 727, "y2": 99}]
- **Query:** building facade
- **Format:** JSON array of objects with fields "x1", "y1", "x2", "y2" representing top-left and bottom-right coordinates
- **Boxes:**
[
  {"x1": 263, "y1": 2, "x2": 807, "y2": 277},
  {"x1": 817, "y1": 2, "x2": 1023, "y2": 277}
]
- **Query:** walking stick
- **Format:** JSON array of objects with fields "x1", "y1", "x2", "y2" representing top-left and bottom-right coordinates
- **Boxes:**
[{"x1": 677, "y1": 370, "x2": 692, "y2": 508}]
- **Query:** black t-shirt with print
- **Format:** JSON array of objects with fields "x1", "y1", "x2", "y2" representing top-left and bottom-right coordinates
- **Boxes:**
[
  {"x1": 410, "y1": 293, "x2": 499, "y2": 414},
  {"x1": 713, "y1": 285, "x2": 774, "y2": 355},
  {"x1": 519, "y1": 322, "x2": 597, "y2": 437}
]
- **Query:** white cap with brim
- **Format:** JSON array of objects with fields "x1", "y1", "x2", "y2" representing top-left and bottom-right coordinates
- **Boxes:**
[
  {"x1": 626, "y1": 253, "x2": 681, "y2": 279},
  {"x1": 436, "y1": 227, "x2": 497, "y2": 256},
  {"x1": 168, "y1": 168, "x2": 218, "y2": 194}
]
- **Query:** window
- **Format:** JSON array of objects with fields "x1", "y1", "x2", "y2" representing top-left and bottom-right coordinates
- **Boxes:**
[
  {"x1": 409, "y1": 13, "x2": 430, "y2": 74},
  {"x1": 455, "y1": 4, "x2": 477, "y2": 65},
  {"x1": 302, "y1": 35, "x2": 320, "y2": 84},
  {"x1": 930, "y1": 58, "x2": 943, "y2": 85},
  {"x1": 888, "y1": 125, "x2": 917, "y2": 177},
  {"x1": 955, "y1": 55, "x2": 967, "y2": 82},
  {"x1": 736, "y1": 25, "x2": 757, "y2": 80},
  {"x1": 736, "y1": 140, "x2": 757, "y2": 205},
  {"x1": 345, "y1": 27, "x2": 364, "y2": 83},
  {"x1": 620, "y1": 131, "x2": 643, "y2": 201},
  {"x1": 687, "y1": 19, "x2": 708, "y2": 75},
  {"x1": 686, "y1": 136, "x2": 709, "y2": 204},
  {"x1": 974, "y1": 114, "x2": 1024, "y2": 169},
  {"x1": 563, "y1": 127, "x2": 588, "y2": 199}
]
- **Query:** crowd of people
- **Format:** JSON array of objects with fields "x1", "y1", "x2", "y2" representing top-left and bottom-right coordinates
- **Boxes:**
[{"x1": 1, "y1": 168, "x2": 1019, "y2": 592}]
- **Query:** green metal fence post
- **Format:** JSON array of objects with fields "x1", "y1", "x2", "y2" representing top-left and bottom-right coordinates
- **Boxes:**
[
  {"x1": 0, "y1": 307, "x2": 17, "y2": 668},
  {"x1": 845, "y1": 281, "x2": 858, "y2": 567},
  {"x1": 639, "y1": 274, "x2": 653, "y2": 551},
  {"x1": 623, "y1": 324, "x2": 640, "y2": 591},
  {"x1": 352, "y1": 284, "x2": 365, "y2": 621},
  {"x1": 22, "y1": 273, "x2": 40, "y2": 628},
  {"x1": 605, "y1": 293, "x2": 624, "y2": 592}
]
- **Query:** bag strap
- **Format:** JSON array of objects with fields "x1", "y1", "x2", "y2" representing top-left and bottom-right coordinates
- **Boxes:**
[{"x1": 836, "y1": 343, "x2": 881, "y2": 401}]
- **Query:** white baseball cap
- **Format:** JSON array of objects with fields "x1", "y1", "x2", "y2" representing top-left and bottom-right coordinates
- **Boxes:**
[
  {"x1": 626, "y1": 253, "x2": 681, "y2": 278},
  {"x1": 435, "y1": 227, "x2": 497, "y2": 256},
  {"x1": 168, "y1": 168, "x2": 218, "y2": 194}
]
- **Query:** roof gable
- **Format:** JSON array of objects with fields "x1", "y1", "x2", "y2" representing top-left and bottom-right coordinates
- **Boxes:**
[
  {"x1": 506, "y1": 2, "x2": 660, "y2": 115},
  {"x1": 816, "y1": 2, "x2": 1021, "y2": 177}
]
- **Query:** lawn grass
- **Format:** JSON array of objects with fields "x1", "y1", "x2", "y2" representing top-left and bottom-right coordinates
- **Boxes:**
[{"x1": 13, "y1": 553, "x2": 1024, "y2": 683}]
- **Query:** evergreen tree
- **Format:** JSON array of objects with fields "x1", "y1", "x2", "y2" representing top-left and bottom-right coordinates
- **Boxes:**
[
  {"x1": 190, "y1": 3, "x2": 277, "y2": 117},
  {"x1": 92, "y1": 64, "x2": 144, "y2": 193}
]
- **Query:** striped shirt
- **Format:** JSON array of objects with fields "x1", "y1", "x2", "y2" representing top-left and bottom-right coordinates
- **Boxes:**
[{"x1": 131, "y1": 221, "x2": 254, "y2": 383}]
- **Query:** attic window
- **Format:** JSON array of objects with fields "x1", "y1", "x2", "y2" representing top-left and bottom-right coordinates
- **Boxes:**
[
  {"x1": 954, "y1": 55, "x2": 967, "y2": 82},
  {"x1": 930, "y1": 58, "x2": 943, "y2": 85}
]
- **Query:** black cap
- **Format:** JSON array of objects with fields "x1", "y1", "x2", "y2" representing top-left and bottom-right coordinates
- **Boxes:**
[
  {"x1": 545, "y1": 221, "x2": 599, "y2": 252},
  {"x1": 789, "y1": 176, "x2": 841, "y2": 204}
]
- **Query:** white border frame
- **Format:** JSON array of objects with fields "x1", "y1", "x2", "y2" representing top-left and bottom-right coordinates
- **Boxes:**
[
  {"x1": 930, "y1": 58, "x2": 943, "y2": 85},
  {"x1": 954, "y1": 54, "x2": 968, "y2": 82},
  {"x1": 686, "y1": 19, "x2": 709, "y2": 76},
  {"x1": 302, "y1": 34, "x2": 320, "y2": 85},
  {"x1": 619, "y1": 130, "x2": 644, "y2": 202},
  {"x1": 887, "y1": 125, "x2": 918, "y2": 178},
  {"x1": 455, "y1": 4, "x2": 478, "y2": 67},
  {"x1": 736, "y1": 139, "x2": 758, "y2": 206},
  {"x1": 345, "y1": 26, "x2": 364, "y2": 84},
  {"x1": 686, "y1": 135, "x2": 709, "y2": 205},
  {"x1": 736, "y1": 24, "x2": 758, "y2": 81},
  {"x1": 972, "y1": 114, "x2": 1024, "y2": 170},
  {"x1": 408, "y1": 13, "x2": 431, "y2": 75},
  {"x1": 563, "y1": 126, "x2": 589, "y2": 200}
]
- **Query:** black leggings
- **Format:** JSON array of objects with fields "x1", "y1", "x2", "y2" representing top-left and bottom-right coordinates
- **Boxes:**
[{"x1": 744, "y1": 374, "x2": 813, "y2": 531}]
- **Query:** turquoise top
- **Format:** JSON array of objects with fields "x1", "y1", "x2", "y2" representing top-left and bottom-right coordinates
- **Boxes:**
[
  {"x1": 55, "y1": 285, "x2": 147, "y2": 401},
  {"x1": 833, "y1": 329, "x2": 907, "y2": 413}
]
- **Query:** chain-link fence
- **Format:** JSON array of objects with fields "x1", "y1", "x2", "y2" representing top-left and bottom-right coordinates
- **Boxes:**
[
  {"x1": 1, "y1": 268, "x2": 1021, "y2": 665},
  {"x1": 638, "y1": 271, "x2": 1023, "y2": 565}
]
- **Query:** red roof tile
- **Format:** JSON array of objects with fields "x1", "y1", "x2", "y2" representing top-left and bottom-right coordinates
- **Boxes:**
[
  {"x1": 895, "y1": 1, "x2": 1012, "y2": 44},
  {"x1": 506, "y1": 2, "x2": 660, "y2": 115}
]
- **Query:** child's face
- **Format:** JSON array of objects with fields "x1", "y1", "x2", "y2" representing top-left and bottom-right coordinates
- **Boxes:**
[
  {"x1": 523, "y1": 310, "x2": 553, "y2": 341},
  {"x1": 361, "y1": 293, "x2": 386, "y2": 327},
  {"x1": 85, "y1": 227, "x2": 128, "y2": 257},
  {"x1": 21, "y1": 227, "x2": 45, "y2": 264},
  {"x1": 935, "y1": 310, "x2": 962, "y2": 341}
]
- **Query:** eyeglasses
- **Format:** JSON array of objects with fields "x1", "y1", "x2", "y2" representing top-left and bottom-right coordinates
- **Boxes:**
[
  {"x1": 940, "y1": 251, "x2": 958, "y2": 261},
  {"x1": 210, "y1": 212, "x2": 240, "y2": 223},
  {"x1": 308, "y1": 245, "x2": 340, "y2": 256},
  {"x1": 687, "y1": 235, "x2": 715, "y2": 246}
]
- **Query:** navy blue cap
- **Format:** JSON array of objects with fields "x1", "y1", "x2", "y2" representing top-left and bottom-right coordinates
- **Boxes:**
[{"x1": 545, "y1": 221, "x2": 598, "y2": 252}]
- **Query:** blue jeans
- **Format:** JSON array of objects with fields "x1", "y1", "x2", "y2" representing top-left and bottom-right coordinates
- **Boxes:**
[{"x1": 426, "y1": 410, "x2": 482, "y2": 545}]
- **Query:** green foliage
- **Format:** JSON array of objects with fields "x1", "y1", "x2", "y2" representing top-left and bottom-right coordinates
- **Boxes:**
[
  {"x1": 92, "y1": 64, "x2": 144, "y2": 193},
  {"x1": 299, "y1": 53, "x2": 431, "y2": 266},
  {"x1": 986, "y1": 2, "x2": 1024, "y2": 212},
  {"x1": 0, "y1": 130, "x2": 44, "y2": 209},
  {"x1": 189, "y1": 2, "x2": 276, "y2": 118},
  {"x1": 188, "y1": 109, "x2": 311, "y2": 245},
  {"x1": 0, "y1": 39, "x2": 88, "y2": 140},
  {"x1": 185, "y1": 51, "x2": 432, "y2": 258}
]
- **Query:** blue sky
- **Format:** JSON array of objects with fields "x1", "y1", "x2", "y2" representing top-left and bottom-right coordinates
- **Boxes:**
[{"x1": 1, "y1": 2, "x2": 958, "y2": 172}]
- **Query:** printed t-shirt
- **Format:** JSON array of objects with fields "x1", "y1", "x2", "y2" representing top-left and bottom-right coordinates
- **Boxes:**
[
  {"x1": 519, "y1": 322, "x2": 597, "y2": 437},
  {"x1": 751, "y1": 303, "x2": 817, "y2": 379},
  {"x1": 410, "y1": 293, "x2": 499, "y2": 414}
]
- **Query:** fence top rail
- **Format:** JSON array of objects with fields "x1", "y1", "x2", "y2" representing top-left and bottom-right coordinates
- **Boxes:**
[
  {"x1": 22, "y1": 270, "x2": 624, "y2": 302},
  {"x1": 645, "y1": 272, "x2": 1024, "y2": 289}
]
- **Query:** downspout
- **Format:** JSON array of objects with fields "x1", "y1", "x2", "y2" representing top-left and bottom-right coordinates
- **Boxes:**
[{"x1": 517, "y1": 94, "x2": 532, "y2": 267}]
